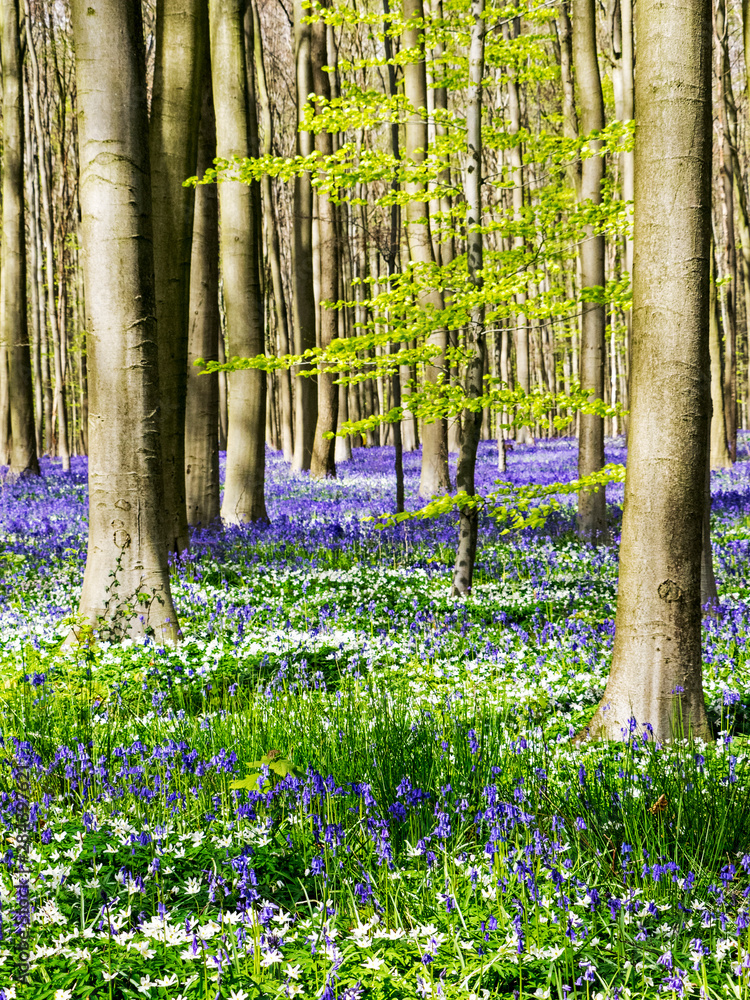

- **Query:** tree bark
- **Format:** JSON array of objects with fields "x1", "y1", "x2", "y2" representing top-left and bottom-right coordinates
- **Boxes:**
[
  {"x1": 291, "y1": 0, "x2": 318, "y2": 471},
  {"x1": 587, "y1": 0, "x2": 711, "y2": 741},
  {"x1": 210, "y1": 0, "x2": 268, "y2": 523},
  {"x1": 309, "y1": 0, "x2": 339, "y2": 479},
  {"x1": 572, "y1": 0, "x2": 607, "y2": 544},
  {"x1": 402, "y1": 0, "x2": 450, "y2": 499},
  {"x1": 451, "y1": 0, "x2": 484, "y2": 596},
  {"x1": 150, "y1": 0, "x2": 203, "y2": 553},
  {"x1": 71, "y1": 0, "x2": 179, "y2": 642},
  {"x1": 24, "y1": 0, "x2": 69, "y2": 471},
  {"x1": 23, "y1": 79, "x2": 44, "y2": 459},
  {"x1": 185, "y1": 45, "x2": 221, "y2": 528},
  {"x1": 1, "y1": 0, "x2": 39, "y2": 478},
  {"x1": 715, "y1": 0, "x2": 737, "y2": 462},
  {"x1": 253, "y1": 0, "x2": 294, "y2": 463},
  {"x1": 709, "y1": 248, "x2": 731, "y2": 469}
]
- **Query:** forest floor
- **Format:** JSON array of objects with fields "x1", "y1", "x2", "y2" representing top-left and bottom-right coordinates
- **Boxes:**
[{"x1": 0, "y1": 438, "x2": 750, "y2": 999}]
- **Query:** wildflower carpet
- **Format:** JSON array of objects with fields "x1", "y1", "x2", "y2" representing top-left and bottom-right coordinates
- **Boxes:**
[{"x1": 0, "y1": 439, "x2": 749, "y2": 1000}]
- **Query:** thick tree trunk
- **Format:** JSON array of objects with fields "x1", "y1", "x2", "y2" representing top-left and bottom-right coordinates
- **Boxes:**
[
  {"x1": 402, "y1": 0, "x2": 451, "y2": 499},
  {"x1": 150, "y1": 0, "x2": 203, "y2": 553},
  {"x1": 1, "y1": 0, "x2": 39, "y2": 478},
  {"x1": 185, "y1": 50, "x2": 221, "y2": 528},
  {"x1": 451, "y1": 0, "x2": 485, "y2": 597},
  {"x1": 253, "y1": 0, "x2": 294, "y2": 463},
  {"x1": 572, "y1": 0, "x2": 607, "y2": 544},
  {"x1": 587, "y1": 0, "x2": 711, "y2": 741},
  {"x1": 211, "y1": 0, "x2": 268, "y2": 523},
  {"x1": 309, "y1": 0, "x2": 339, "y2": 479},
  {"x1": 71, "y1": 0, "x2": 179, "y2": 642},
  {"x1": 291, "y1": 0, "x2": 318, "y2": 471}
]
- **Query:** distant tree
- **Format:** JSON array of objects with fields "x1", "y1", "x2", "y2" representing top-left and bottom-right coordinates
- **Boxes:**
[
  {"x1": 71, "y1": 0, "x2": 178, "y2": 641},
  {"x1": 588, "y1": 0, "x2": 712, "y2": 740}
]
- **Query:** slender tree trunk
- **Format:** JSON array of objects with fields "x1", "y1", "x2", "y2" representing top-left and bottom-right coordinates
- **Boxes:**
[
  {"x1": 709, "y1": 248, "x2": 731, "y2": 469},
  {"x1": 150, "y1": 0, "x2": 203, "y2": 553},
  {"x1": 505, "y1": 19, "x2": 532, "y2": 446},
  {"x1": 1, "y1": 0, "x2": 39, "y2": 478},
  {"x1": 572, "y1": 0, "x2": 607, "y2": 544},
  {"x1": 24, "y1": 0, "x2": 69, "y2": 470},
  {"x1": 588, "y1": 0, "x2": 711, "y2": 741},
  {"x1": 402, "y1": 0, "x2": 450, "y2": 498},
  {"x1": 185, "y1": 47, "x2": 221, "y2": 528},
  {"x1": 71, "y1": 0, "x2": 179, "y2": 642},
  {"x1": 24, "y1": 81, "x2": 44, "y2": 459},
  {"x1": 310, "y1": 0, "x2": 339, "y2": 479},
  {"x1": 715, "y1": 0, "x2": 737, "y2": 462},
  {"x1": 451, "y1": 0, "x2": 484, "y2": 596},
  {"x1": 291, "y1": 0, "x2": 318, "y2": 471},
  {"x1": 253, "y1": 0, "x2": 293, "y2": 463},
  {"x1": 211, "y1": 0, "x2": 268, "y2": 523}
]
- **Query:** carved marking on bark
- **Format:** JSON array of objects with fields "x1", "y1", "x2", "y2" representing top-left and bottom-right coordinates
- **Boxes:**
[
  {"x1": 114, "y1": 529, "x2": 131, "y2": 549},
  {"x1": 658, "y1": 580, "x2": 683, "y2": 602}
]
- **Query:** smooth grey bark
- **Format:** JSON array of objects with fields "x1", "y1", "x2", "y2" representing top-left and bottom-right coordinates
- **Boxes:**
[
  {"x1": 24, "y1": 0, "x2": 69, "y2": 471},
  {"x1": 715, "y1": 0, "x2": 737, "y2": 463},
  {"x1": 709, "y1": 249, "x2": 731, "y2": 469},
  {"x1": 253, "y1": 0, "x2": 294, "y2": 463},
  {"x1": 210, "y1": 0, "x2": 268, "y2": 523},
  {"x1": 572, "y1": 0, "x2": 607, "y2": 544},
  {"x1": 1, "y1": 0, "x2": 39, "y2": 478},
  {"x1": 71, "y1": 0, "x2": 179, "y2": 642},
  {"x1": 555, "y1": 3, "x2": 582, "y2": 197},
  {"x1": 382, "y1": 0, "x2": 405, "y2": 510},
  {"x1": 23, "y1": 79, "x2": 44, "y2": 458},
  {"x1": 450, "y1": 0, "x2": 485, "y2": 597},
  {"x1": 588, "y1": 0, "x2": 711, "y2": 741},
  {"x1": 185, "y1": 48, "x2": 221, "y2": 528},
  {"x1": 504, "y1": 19, "x2": 532, "y2": 446},
  {"x1": 150, "y1": 0, "x2": 204, "y2": 553},
  {"x1": 309, "y1": 0, "x2": 339, "y2": 479},
  {"x1": 291, "y1": 0, "x2": 318, "y2": 471},
  {"x1": 402, "y1": 0, "x2": 450, "y2": 499}
]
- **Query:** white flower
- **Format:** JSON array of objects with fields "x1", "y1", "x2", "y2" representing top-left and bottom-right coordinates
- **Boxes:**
[
  {"x1": 136, "y1": 976, "x2": 154, "y2": 994},
  {"x1": 155, "y1": 975, "x2": 178, "y2": 988},
  {"x1": 285, "y1": 963, "x2": 303, "y2": 980},
  {"x1": 228, "y1": 990, "x2": 250, "y2": 1000},
  {"x1": 260, "y1": 949, "x2": 284, "y2": 967},
  {"x1": 54, "y1": 991, "x2": 74, "y2": 1000},
  {"x1": 363, "y1": 954, "x2": 385, "y2": 970}
]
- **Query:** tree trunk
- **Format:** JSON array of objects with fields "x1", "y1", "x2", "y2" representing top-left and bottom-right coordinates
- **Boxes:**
[
  {"x1": 1, "y1": 0, "x2": 39, "y2": 478},
  {"x1": 185, "y1": 46, "x2": 221, "y2": 528},
  {"x1": 150, "y1": 0, "x2": 203, "y2": 553},
  {"x1": 587, "y1": 0, "x2": 711, "y2": 741},
  {"x1": 572, "y1": 0, "x2": 607, "y2": 544},
  {"x1": 715, "y1": 0, "x2": 737, "y2": 462},
  {"x1": 291, "y1": 0, "x2": 318, "y2": 471},
  {"x1": 451, "y1": 0, "x2": 484, "y2": 597},
  {"x1": 505, "y1": 19, "x2": 532, "y2": 446},
  {"x1": 24, "y1": 0, "x2": 69, "y2": 471},
  {"x1": 253, "y1": 0, "x2": 294, "y2": 463},
  {"x1": 211, "y1": 0, "x2": 268, "y2": 524},
  {"x1": 71, "y1": 0, "x2": 179, "y2": 642},
  {"x1": 709, "y1": 248, "x2": 731, "y2": 469},
  {"x1": 402, "y1": 0, "x2": 450, "y2": 499},
  {"x1": 23, "y1": 80, "x2": 44, "y2": 459},
  {"x1": 309, "y1": 0, "x2": 339, "y2": 479}
]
